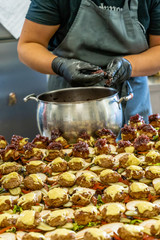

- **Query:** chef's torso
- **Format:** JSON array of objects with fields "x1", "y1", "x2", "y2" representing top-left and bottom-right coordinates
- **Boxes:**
[{"x1": 49, "y1": 0, "x2": 152, "y2": 123}]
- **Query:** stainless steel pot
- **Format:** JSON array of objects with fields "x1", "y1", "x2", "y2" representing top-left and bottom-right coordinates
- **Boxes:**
[{"x1": 24, "y1": 87, "x2": 133, "y2": 143}]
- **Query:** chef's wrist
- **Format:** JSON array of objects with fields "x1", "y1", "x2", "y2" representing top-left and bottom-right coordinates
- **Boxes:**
[{"x1": 123, "y1": 56, "x2": 134, "y2": 77}]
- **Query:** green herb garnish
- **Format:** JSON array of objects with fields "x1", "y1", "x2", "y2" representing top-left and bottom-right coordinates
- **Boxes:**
[
  {"x1": 149, "y1": 163, "x2": 160, "y2": 166},
  {"x1": 72, "y1": 221, "x2": 99, "y2": 232},
  {"x1": 64, "y1": 155, "x2": 71, "y2": 162},
  {"x1": 96, "y1": 195, "x2": 104, "y2": 208},
  {"x1": 130, "y1": 219, "x2": 143, "y2": 224},
  {"x1": 87, "y1": 222, "x2": 99, "y2": 227},
  {"x1": 153, "y1": 135, "x2": 159, "y2": 141},
  {"x1": 13, "y1": 205, "x2": 23, "y2": 214},
  {"x1": 6, "y1": 227, "x2": 17, "y2": 233},
  {"x1": 72, "y1": 222, "x2": 85, "y2": 232},
  {"x1": 0, "y1": 187, "x2": 6, "y2": 194}
]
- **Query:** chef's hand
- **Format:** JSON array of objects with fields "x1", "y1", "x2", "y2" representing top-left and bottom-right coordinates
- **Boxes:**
[
  {"x1": 52, "y1": 57, "x2": 105, "y2": 87},
  {"x1": 105, "y1": 57, "x2": 132, "y2": 87}
]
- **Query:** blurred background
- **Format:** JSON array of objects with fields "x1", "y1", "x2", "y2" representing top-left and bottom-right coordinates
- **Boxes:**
[{"x1": 0, "y1": 0, "x2": 47, "y2": 141}]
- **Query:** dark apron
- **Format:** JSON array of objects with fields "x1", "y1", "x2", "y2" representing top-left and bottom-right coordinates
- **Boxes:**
[{"x1": 48, "y1": 0, "x2": 152, "y2": 123}]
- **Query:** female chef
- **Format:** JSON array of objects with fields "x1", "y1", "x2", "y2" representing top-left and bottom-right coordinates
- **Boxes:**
[{"x1": 17, "y1": 0, "x2": 160, "y2": 124}]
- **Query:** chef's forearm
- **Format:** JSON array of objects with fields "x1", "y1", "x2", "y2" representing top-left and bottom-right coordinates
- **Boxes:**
[
  {"x1": 124, "y1": 45, "x2": 160, "y2": 77},
  {"x1": 17, "y1": 42, "x2": 56, "y2": 74}
]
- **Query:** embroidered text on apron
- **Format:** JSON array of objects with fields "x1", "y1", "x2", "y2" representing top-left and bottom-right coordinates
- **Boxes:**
[{"x1": 48, "y1": 0, "x2": 152, "y2": 123}]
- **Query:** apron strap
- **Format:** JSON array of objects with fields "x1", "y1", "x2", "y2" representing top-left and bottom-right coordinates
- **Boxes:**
[
  {"x1": 123, "y1": 0, "x2": 138, "y2": 33},
  {"x1": 83, "y1": 0, "x2": 91, "y2": 7},
  {"x1": 123, "y1": 0, "x2": 138, "y2": 18},
  {"x1": 130, "y1": 0, "x2": 138, "y2": 19}
]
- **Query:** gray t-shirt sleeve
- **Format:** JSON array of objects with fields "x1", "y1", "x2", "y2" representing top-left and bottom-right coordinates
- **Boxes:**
[{"x1": 26, "y1": 0, "x2": 60, "y2": 25}]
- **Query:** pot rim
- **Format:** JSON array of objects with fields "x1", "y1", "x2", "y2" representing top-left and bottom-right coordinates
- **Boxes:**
[{"x1": 36, "y1": 86, "x2": 118, "y2": 104}]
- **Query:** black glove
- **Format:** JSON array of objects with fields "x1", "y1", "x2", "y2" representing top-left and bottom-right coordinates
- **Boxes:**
[
  {"x1": 52, "y1": 57, "x2": 105, "y2": 87},
  {"x1": 105, "y1": 57, "x2": 132, "y2": 87}
]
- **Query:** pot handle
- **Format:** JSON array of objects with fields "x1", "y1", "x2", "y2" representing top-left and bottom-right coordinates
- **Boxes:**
[
  {"x1": 118, "y1": 92, "x2": 134, "y2": 104},
  {"x1": 118, "y1": 81, "x2": 134, "y2": 104},
  {"x1": 23, "y1": 93, "x2": 38, "y2": 102}
]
